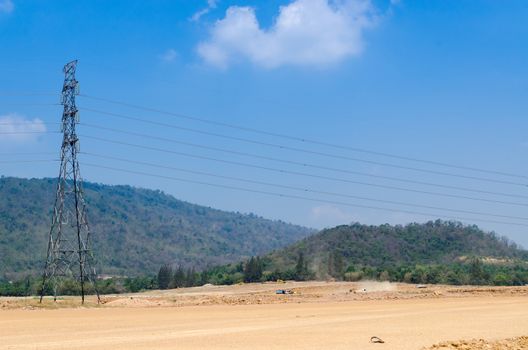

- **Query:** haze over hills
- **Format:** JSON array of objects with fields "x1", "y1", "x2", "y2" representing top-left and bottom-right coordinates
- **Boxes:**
[
  {"x1": 0, "y1": 176, "x2": 314, "y2": 280},
  {"x1": 265, "y1": 221, "x2": 527, "y2": 277}
]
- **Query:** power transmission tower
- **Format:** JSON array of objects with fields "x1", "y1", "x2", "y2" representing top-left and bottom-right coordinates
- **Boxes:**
[{"x1": 40, "y1": 60, "x2": 100, "y2": 304}]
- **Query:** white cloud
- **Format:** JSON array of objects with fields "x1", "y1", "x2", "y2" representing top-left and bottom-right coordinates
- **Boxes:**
[
  {"x1": 310, "y1": 204, "x2": 357, "y2": 227},
  {"x1": 160, "y1": 48, "x2": 178, "y2": 62},
  {"x1": 191, "y1": 0, "x2": 218, "y2": 22},
  {"x1": 0, "y1": 114, "x2": 47, "y2": 143},
  {"x1": 197, "y1": 0, "x2": 378, "y2": 69},
  {"x1": 0, "y1": 0, "x2": 14, "y2": 14}
]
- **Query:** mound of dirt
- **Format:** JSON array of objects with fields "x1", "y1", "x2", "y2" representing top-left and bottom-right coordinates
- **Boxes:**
[
  {"x1": 424, "y1": 336, "x2": 528, "y2": 349},
  {"x1": 104, "y1": 297, "x2": 165, "y2": 307}
]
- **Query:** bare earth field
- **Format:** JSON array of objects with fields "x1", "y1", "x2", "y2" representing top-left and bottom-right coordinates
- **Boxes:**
[{"x1": 1, "y1": 281, "x2": 527, "y2": 349}]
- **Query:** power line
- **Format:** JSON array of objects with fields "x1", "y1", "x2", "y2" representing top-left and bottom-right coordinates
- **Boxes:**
[
  {"x1": 0, "y1": 159, "x2": 58, "y2": 163},
  {"x1": 0, "y1": 92, "x2": 57, "y2": 96},
  {"x1": 81, "y1": 162, "x2": 528, "y2": 228},
  {"x1": 78, "y1": 94, "x2": 528, "y2": 181},
  {"x1": 79, "y1": 107, "x2": 528, "y2": 187},
  {"x1": 0, "y1": 122, "x2": 61, "y2": 126},
  {"x1": 79, "y1": 134, "x2": 528, "y2": 207},
  {"x1": 80, "y1": 122, "x2": 528, "y2": 200},
  {"x1": 0, "y1": 103, "x2": 60, "y2": 107},
  {"x1": 82, "y1": 152, "x2": 528, "y2": 222},
  {"x1": 0, "y1": 152, "x2": 56, "y2": 155},
  {"x1": 0, "y1": 131, "x2": 59, "y2": 135}
]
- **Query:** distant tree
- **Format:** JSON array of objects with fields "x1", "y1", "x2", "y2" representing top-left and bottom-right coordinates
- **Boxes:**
[
  {"x1": 243, "y1": 256, "x2": 263, "y2": 283},
  {"x1": 403, "y1": 272, "x2": 413, "y2": 284},
  {"x1": 243, "y1": 257, "x2": 255, "y2": 283},
  {"x1": 344, "y1": 271, "x2": 363, "y2": 282},
  {"x1": 172, "y1": 266, "x2": 186, "y2": 288},
  {"x1": 469, "y1": 257, "x2": 489, "y2": 285},
  {"x1": 379, "y1": 270, "x2": 390, "y2": 281},
  {"x1": 333, "y1": 252, "x2": 345, "y2": 280},
  {"x1": 294, "y1": 252, "x2": 311, "y2": 281},
  {"x1": 327, "y1": 252, "x2": 334, "y2": 278},
  {"x1": 235, "y1": 262, "x2": 244, "y2": 273},
  {"x1": 157, "y1": 265, "x2": 173, "y2": 290},
  {"x1": 327, "y1": 251, "x2": 344, "y2": 279},
  {"x1": 24, "y1": 276, "x2": 31, "y2": 297},
  {"x1": 198, "y1": 271, "x2": 209, "y2": 286},
  {"x1": 255, "y1": 257, "x2": 263, "y2": 280},
  {"x1": 294, "y1": 252, "x2": 305, "y2": 280},
  {"x1": 185, "y1": 267, "x2": 197, "y2": 287},
  {"x1": 493, "y1": 273, "x2": 512, "y2": 286},
  {"x1": 424, "y1": 267, "x2": 441, "y2": 284}
]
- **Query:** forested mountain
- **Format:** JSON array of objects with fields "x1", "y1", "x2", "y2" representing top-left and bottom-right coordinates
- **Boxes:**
[
  {"x1": 0, "y1": 177, "x2": 314, "y2": 280},
  {"x1": 265, "y1": 221, "x2": 527, "y2": 278}
]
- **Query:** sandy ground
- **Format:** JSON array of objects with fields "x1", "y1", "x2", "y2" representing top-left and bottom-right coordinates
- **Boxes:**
[
  {"x1": 425, "y1": 337, "x2": 528, "y2": 350},
  {"x1": 1, "y1": 282, "x2": 527, "y2": 349}
]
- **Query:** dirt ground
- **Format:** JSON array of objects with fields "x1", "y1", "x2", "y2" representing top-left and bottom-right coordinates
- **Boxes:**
[
  {"x1": 1, "y1": 281, "x2": 527, "y2": 349},
  {"x1": 425, "y1": 337, "x2": 528, "y2": 350}
]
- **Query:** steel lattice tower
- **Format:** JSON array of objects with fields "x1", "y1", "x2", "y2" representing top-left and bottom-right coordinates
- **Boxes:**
[{"x1": 40, "y1": 60, "x2": 100, "y2": 304}]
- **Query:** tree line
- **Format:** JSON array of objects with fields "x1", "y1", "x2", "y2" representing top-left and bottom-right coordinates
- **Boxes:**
[
  {"x1": 0, "y1": 276, "x2": 157, "y2": 297},
  {"x1": 2, "y1": 255, "x2": 528, "y2": 297},
  {"x1": 157, "y1": 254, "x2": 528, "y2": 288}
]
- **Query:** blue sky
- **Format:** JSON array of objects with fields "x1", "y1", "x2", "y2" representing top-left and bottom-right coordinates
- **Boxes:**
[{"x1": 1, "y1": 0, "x2": 528, "y2": 245}]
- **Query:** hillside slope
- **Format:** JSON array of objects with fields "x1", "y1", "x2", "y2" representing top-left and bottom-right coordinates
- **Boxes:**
[
  {"x1": 267, "y1": 221, "x2": 526, "y2": 274},
  {"x1": 0, "y1": 177, "x2": 314, "y2": 279}
]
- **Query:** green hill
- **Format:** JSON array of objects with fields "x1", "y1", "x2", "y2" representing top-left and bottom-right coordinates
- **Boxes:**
[
  {"x1": 0, "y1": 176, "x2": 314, "y2": 280},
  {"x1": 265, "y1": 221, "x2": 527, "y2": 279}
]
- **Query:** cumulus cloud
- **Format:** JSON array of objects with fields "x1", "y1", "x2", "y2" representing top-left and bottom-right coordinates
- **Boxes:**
[
  {"x1": 0, "y1": 0, "x2": 14, "y2": 14},
  {"x1": 160, "y1": 48, "x2": 178, "y2": 62},
  {"x1": 191, "y1": 0, "x2": 218, "y2": 22},
  {"x1": 0, "y1": 114, "x2": 47, "y2": 142},
  {"x1": 197, "y1": 0, "x2": 378, "y2": 69}
]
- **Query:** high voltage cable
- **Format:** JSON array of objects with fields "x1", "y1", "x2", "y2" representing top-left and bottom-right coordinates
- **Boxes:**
[
  {"x1": 0, "y1": 92, "x2": 57, "y2": 96},
  {"x1": 78, "y1": 94, "x2": 528, "y2": 181},
  {"x1": 81, "y1": 162, "x2": 528, "y2": 228},
  {"x1": 82, "y1": 152, "x2": 528, "y2": 222},
  {"x1": 0, "y1": 131, "x2": 59, "y2": 135},
  {"x1": 0, "y1": 152, "x2": 56, "y2": 155},
  {"x1": 0, "y1": 103, "x2": 60, "y2": 107},
  {"x1": 0, "y1": 159, "x2": 58, "y2": 163},
  {"x1": 80, "y1": 122, "x2": 528, "y2": 200},
  {"x1": 79, "y1": 134, "x2": 528, "y2": 207},
  {"x1": 79, "y1": 107, "x2": 528, "y2": 187},
  {"x1": 0, "y1": 122, "x2": 61, "y2": 126},
  {"x1": 81, "y1": 123, "x2": 528, "y2": 199}
]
